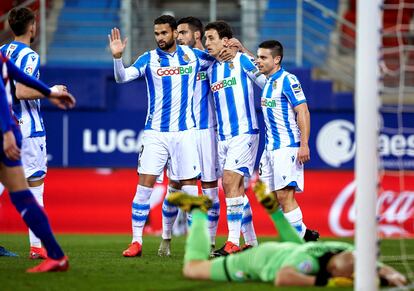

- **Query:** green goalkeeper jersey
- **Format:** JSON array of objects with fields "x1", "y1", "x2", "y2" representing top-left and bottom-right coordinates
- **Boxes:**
[{"x1": 211, "y1": 241, "x2": 354, "y2": 282}]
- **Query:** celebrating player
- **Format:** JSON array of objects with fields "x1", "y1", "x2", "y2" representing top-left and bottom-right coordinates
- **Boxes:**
[
  {"x1": 0, "y1": 7, "x2": 73, "y2": 259},
  {"x1": 0, "y1": 52, "x2": 75, "y2": 272},
  {"x1": 108, "y1": 15, "x2": 214, "y2": 257},
  {"x1": 255, "y1": 40, "x2": 319, "y2": 241},
  {"x1": 204, "y1": 21, "x2": 266, "y2": 255}
]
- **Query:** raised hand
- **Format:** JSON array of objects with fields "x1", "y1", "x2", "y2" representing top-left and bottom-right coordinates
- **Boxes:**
[{"x1": 108, "y1": 28, "x2": 128, "y2": 59}]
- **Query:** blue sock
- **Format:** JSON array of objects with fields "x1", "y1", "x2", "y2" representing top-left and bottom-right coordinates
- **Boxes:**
[{"x1": 10, "y1": 189, "x2": 64, "y2": 259}]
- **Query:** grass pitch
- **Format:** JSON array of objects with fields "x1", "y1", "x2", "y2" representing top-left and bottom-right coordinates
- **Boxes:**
[{"x1": 0, "y1": 234, "x2": 412, "y2": 291}]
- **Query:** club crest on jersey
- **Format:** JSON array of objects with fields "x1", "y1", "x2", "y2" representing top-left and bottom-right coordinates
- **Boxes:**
[
  {"x1": 210, "y1": 76, "x2": 237, "y2": 92},
  {"x1": 183, "y1": 54, "x2": 190, "y2": 62},
  {"x1": 261, "y1": 97, "x2": 276, "y2": 108},
  {"x1": 156, "y1": 65, "x2": 193, "y2": 76},
  {"x1": 229, "y1": 62, "x2": 234, "y2": 70},
  {"x1": 272, "y1": 80, "x2": 277, "y2": 89}
]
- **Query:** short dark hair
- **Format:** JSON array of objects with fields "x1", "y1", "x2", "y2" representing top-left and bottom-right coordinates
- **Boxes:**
[
  {"x1": 204, "y1": 21, "x2": 233, "y2": 39},
  {"x1": 178, "y1": 16, "x2": 203, "y2": 35},
  {"x1": 154, "y1": 15, "x2": 177, "y2": 30},
  {"x1": 8, "y1": 7, "x2": 35, "y2": 36},
  {"x1": 258, "y1": 40, "x2": 284, "y2": 62}
]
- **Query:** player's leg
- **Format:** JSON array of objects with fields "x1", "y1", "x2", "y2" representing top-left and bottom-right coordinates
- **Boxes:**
[
  {"x1": 159, "y1": 178, "x2": 181, "y2": 257},
  {"x1": 22, "y1": 136, "x2": 48, "y2": 259},
  {"x1": 123, "y1": 131, "x2": 167, "y2": 257},
  {"x1": 240, "y1": 134, "x2": 259, "y2": 248},
  {"x1": 198, "y1": 127, "x2": 220, "y2": 251},
  {"x1": 270, "y1": 147, "x2": 319, "y2": 241},
  {"x1": 0, "y1": 163, "x2": 68, "y2": 272}
]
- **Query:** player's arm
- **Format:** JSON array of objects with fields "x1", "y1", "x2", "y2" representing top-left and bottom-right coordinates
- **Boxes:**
[
  {"x1": 240, "y1": 54, "x2": 266, "y2": 89},
  {"x1": 0, "y1": 81, "x2": 20, "y2": 161},
  {"x1": 193, "y1": 48, "x2": 215, "y2": 68},
  {"x1": 275, "y1": 267, "x2": 315, "y2": 286},
  {"x1": 283, "y1": 75, "x2": 310, "y2": 164},
  {"x1": 109, "y1": 27, "x2": 144, "y2": 83},
  {"x1": 378, "y1": 264, "x2": 407, "y2": 287},
  {"x1": 226, "y1": 37, "x2": 255, "y2": 58},
  {"x1": 5, "y1": 57, "x2": 75, "y2": 109}
]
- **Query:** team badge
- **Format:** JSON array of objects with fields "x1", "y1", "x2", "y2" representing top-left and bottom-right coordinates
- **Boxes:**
[
  {"x1": 183, "y1": 54, "x2": 190, "y2": 62},
  {"x1": 272, "y1": 80, "x2": 277, "y2": 89},
  {"x1": 229, "y1": 62, "x2": 234, "y2": 70}
]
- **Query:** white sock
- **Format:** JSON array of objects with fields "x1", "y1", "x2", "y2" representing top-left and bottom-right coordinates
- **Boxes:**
[
  {"x1": 162, "y1": 186, "x2": 180, "y2": 239},
  {"x1": 28, "y1": 184, "x2": 44, "y2": 248},
  {"x1": 182, "y1": 185, "x2": 198, "y2": 226},
  {"x1": 131, "y1": 185, "x2": 153, "y2": 244},
  {"x1": 202, "y1": 187, "x2": 220, "y2": 246},
  {"x1": 226, "y1": 196, "x2": 244, "y2": 246},
  {"x1": 241, "y1": 195, "x2": 258, "y2": 246},
  {"x1": 283, "y1": 207, "x2": 307, "y2": 238}
]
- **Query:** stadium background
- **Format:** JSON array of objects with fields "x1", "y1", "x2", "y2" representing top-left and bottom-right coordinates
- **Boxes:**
[{"x1": 0, "y1": 0, "x2": 413, "y2": 238}]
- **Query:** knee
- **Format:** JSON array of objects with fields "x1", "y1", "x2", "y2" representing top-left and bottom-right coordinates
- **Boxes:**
[{"x1": 276, "y1": 189, "x2": 295, "y2": 208}]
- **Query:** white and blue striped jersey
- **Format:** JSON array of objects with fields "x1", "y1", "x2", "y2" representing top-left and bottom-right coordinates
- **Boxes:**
[
  {"x1": 115, "y1": 45, "x2": 213, "y2": 132},
  {"x1": 0, "y1": 41, "x2": 44, "y2": 138},
  {"x1": 261, "y1": 68, "x2": 307, "y2": 150},
  {"x1": 207, "y1": 52, "x2": 266, "y2": 141},
  {"x1": 194, "y1": 64, "x2": 216, "y2": 129}
]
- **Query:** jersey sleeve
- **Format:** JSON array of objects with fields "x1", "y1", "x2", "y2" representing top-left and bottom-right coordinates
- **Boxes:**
[
  {"x1": 114, "y1": 52, "x2": 149, "y2": 83},
  {"x1": 239, "y1": 53, "x2": 266, "y2": 89},
  {"x1": 280, "y1": 252, "x2": 320, "y2": 275},
  {"x1": 0, "y1": 79, "x2": 13, "y2": 132},
  {"x1": 193, "y1": 48, "x2": 215, "y2": 68},
  {"x1": 282, "y1": 74, "x2": 307, "y2": 107},
  {"x1": 22, "y1": 52, "x2": 40, "y2": 77},
  {"x1": 4, "y1": 56, "x2": 51, "y2": 96}
]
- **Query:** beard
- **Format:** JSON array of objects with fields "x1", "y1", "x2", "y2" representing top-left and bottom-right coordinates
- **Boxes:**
[
  {"x1": 157, "y1": 38, "x2": 175, "y2": 51},
  {"x1": 30, "y1": 36, "x2": 35, "y2": 44}
]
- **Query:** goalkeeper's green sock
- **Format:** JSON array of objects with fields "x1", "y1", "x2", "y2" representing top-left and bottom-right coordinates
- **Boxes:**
[
  {"x1": 271, "y1": 210, "x2": 304, "y2": 244},
  {"x1": 184, "y1": 209, "x2": 210, "y2": 263}
]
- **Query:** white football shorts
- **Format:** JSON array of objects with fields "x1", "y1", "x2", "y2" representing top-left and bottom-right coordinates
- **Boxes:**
[
  {"x1": 21, "y1": 136, "x2": 47, "y2": 181},
  {"x1": 137, "y1": 129, "x2": 200, "y2": 180},
  {"x1": 217, "y1": 133, "x2": 259, "y2": 178},
  {"x1": 258, "y1": 146, "x2": 304, "y2": 193}
]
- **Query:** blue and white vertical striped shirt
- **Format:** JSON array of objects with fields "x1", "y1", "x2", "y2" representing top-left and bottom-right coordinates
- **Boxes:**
[
  {"x1": 261, "y1": 68, "x2": 307, "y2": 150},
  {"x1": 1, "y1": 41, "x2": 44, "y2": 138},
  {"x1": 115, "y1": 45, "x2": 214, "y2": 132},
  {"x1": 194, "y1": 60, "x2": 216, "y2": 129},
  {"x1": 207, "y1": 52, "x2": 266, "y2": 141}
]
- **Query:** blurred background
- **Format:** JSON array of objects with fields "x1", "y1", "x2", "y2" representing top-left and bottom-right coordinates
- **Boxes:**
[{"x1": 0, "y1": 0, "x2": 413, "y2": 238}]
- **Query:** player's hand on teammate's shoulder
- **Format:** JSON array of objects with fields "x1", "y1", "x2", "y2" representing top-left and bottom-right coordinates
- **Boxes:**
[
  {"x1": 108, "y1": 27, "x2": 128, "y2": 59},
  {"x1": 49, "y1": 85, "x2": 76, "y2": 110},
  {"x1": 3, "y1": 130, "x2": 20, "y2": 161}
]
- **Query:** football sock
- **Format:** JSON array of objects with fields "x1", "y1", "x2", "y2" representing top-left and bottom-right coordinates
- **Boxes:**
[
  {"x1": 181, "y1": 185, "x2": 198, "y2": 226},
  {"x1": 28, "y1": 184, "x2": 44, "y2": 248},
  {"x1": 272, "y1": 209, "x2": 304, "y2": 244},
  {"x1": 184, "y1": 209, "x2": 210, "y2": 263},
  {"x1": 131, "y1": 185, "x2": 152, "y2": 244},
  {"x1": 284, "y1": 207, "x2": 307, "y2": 238},
  {"x1": 226, "y1": 196, "x2": 244, "y2": 246},
  {"x1": 241, "y1": 195, "x2": 258, "y2": 246},
  {"x1": 202, "y1": 187, "x2": 220, "y2": 246},
  {"x1": 161, "y1": 186, "x2": 180, "y2": 240},
  {"x1": 10, "y1": 189, "x2": 64, "y2": 259}
]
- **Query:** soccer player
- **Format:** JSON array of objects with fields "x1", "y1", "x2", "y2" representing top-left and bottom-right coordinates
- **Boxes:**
[
  {"x1": 204, "y1": 21, "x2": 266, "y2": 255},
  {"x1": 158, "y1": 16, "x2": 220, "y2": 257},
  {"x1": 255, "y1": 40, "x2": 319, "y2": 241},
  {"x1": 0, "y1": 52, "x2": 74, "y2": 272},
  {"x1": 0, "y1": 7, "x2": 71, "y2": 259},
  {"x1": 166, "y1": 191, "x2": 408, "y2": 287},
  {"x1": 108, "y1": 15, "x2": 214, "y2": 257}
]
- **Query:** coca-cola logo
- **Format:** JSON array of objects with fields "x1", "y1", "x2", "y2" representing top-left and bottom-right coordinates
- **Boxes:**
[{"x1": 329, "y1": 180, "x2": 414, "y2": 236}]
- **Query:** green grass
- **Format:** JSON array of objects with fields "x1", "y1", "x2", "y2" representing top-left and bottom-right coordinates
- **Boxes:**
[{"x1": 0, "y1": 234, "x2": 412, "y2": 291}]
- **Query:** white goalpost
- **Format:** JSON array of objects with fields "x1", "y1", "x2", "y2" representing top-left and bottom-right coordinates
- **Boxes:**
[{"x1": 355, "y1": 0, "x2": 381, "y2": 290}]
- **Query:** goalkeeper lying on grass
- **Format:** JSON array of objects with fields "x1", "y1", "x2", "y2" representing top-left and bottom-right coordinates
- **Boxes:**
[{"x1": 166, "y1": 181, "x2": 407, "y2": 287}]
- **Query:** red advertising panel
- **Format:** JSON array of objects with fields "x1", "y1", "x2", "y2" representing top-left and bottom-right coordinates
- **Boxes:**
[{"x1": 0, "y1": 169, "x2": 412, "y2": 237}]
